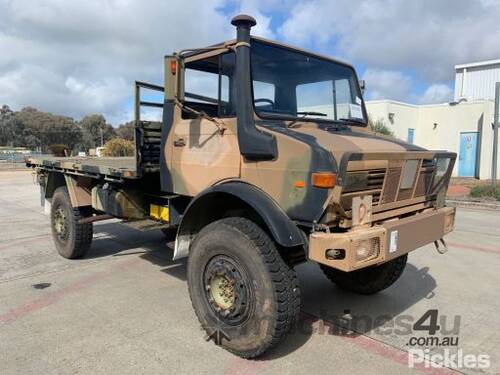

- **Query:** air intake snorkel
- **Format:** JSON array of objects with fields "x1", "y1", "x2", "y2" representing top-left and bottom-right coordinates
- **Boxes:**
[{"x1": 231, "y1": 14, "x2": 277, "y2": 160}]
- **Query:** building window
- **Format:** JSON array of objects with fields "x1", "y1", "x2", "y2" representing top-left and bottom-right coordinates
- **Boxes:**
[{"x1": 407, "y1": 128, "x2": 415, "y2": 144}]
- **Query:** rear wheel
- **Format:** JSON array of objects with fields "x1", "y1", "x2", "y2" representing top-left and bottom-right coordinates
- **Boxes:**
[
  {"x1": 320, "y1": 254, "x2": 408, "y2": 295},
  {"x1": 50, "y1": 186, "x2": 93, "y2": 259},
  {"x1": 187, "y1": 217, "x2": 300, "y2": 358}
]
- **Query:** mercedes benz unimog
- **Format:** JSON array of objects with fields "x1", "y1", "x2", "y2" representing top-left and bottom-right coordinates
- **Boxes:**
[{"x1": 27, "y1": 15, "x2": 456, "y2": 358}]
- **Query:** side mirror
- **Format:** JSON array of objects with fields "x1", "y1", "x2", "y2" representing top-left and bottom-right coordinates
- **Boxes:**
[{"x1": 359, "y1": 80, "x2": 366, "y2": 96}]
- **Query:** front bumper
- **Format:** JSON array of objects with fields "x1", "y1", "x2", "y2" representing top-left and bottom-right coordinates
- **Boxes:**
[{"x1": 309, "y1": 206, "x2": 455, "y2": 272}]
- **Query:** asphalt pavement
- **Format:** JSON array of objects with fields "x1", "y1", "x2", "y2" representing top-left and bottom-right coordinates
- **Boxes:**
[{"x1": 1, "y1": 170, "x2": 499, "y2": 374}]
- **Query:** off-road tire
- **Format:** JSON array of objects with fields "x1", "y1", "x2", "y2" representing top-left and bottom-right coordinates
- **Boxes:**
[
  {"x1": 50, "y1": 186, "x2": 93, "y2": 259},
  {"x1": 320, "y1": 254, "x2": 408, "y2": 295},
  {"x1": 187, "y1": 217, "x2": 300, "y2": 358}
]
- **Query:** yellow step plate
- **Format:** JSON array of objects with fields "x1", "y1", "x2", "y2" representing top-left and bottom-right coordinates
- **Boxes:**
[{"x1": 150, "y1": 204, "x2": 169, "y2": 222}]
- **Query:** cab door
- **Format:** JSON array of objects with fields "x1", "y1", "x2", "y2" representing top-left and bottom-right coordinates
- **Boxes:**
[{"x1": 170, "y1": 53, "x2": 240, "y2": 196}]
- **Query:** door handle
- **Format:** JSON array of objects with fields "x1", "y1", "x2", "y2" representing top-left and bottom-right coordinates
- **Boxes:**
[{"x1": 173, "y1": 138, "x2": 186, "y2": 147}]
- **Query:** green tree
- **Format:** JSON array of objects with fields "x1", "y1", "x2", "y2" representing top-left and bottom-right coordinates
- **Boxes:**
[
  {"x1": 15, "y1": 107, "x2": 81, "y2": 152},
  {"x1": 80, "y1": 114, "x2": 116, "y2": 149},
  {"x1": 116, "y1": 121, "x2": 135, "y2": 141},
  {"x1": 0, "y1": 105, "x2": 21, "y2": 146}
]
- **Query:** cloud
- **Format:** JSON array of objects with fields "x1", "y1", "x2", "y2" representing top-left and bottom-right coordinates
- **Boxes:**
[
  {"x1": 2, "y1": 0, "x2": 499, "y2": 119},
  {"x1": 362, "y1": 69, "x2": 412, "y2": 101},
  {"x1": 418, "y1": 84, "x2": 453, "y2": 104},
  {"x1": 237, "y1": 0, "x2": 275, "y2": 39},
  {"x1": 362, "y1": 69, "x2": 454, "y2": 105},
  {"x1": 279, "y1": 0, "x2": 500, "y2": 82},
  {"x1": 0, "y1": 0, "x2": 244, "y2": 124}
]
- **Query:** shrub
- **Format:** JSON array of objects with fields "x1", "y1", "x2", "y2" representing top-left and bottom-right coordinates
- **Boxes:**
[
  {"x1": 470, "y1": 184, "x2": 500, "y2": 201},
  {"x1": 368, "y1": 118, "x2": 394, "y2": 137},
  {"x1": 49, "y1": 144, "x2": 69, "y2": 157},
  {"x1": 101, "y1": 138, "x2": 134, "y2": 157}
]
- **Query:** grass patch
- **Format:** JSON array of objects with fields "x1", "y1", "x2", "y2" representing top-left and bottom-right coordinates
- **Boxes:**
[{"x1": 470, "y1": 184, "x2": 500, "y2": 200}]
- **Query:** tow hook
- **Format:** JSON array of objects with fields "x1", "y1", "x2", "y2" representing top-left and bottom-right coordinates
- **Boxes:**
[{"x1": 434, "y1": 238, "x2": 448, "y2": 254}]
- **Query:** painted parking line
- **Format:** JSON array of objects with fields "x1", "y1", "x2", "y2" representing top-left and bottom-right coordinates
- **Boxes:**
[
  {"x1": 0, "y1": 234, "x2": 51, "y2": 251},
  {"x1": 300, "y1": 312, "x2": 458, "y2": 375},
  {"x1": 447, "y1": 241, "x2": 500, "y2": 255},
  {"x1": 0, "y1": 257, "x2": 139, "y2": 325},
  {"x1": 222, "y1": 313, "x2": 459, "y2": 374},
  {"x1": 224, "y1": 357, "x2": 268, "y2": 375}
]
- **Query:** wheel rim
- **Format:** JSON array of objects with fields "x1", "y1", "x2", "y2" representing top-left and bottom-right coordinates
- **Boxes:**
[
  {"x1": 209, "y1": 274, "x2": 235, "y2": 310},
  {"x1": 53, "y1": 207, "x2": 68, "y2": 241},
  {"x1": 203, "y1": 255, "x2": 252, "y2": 325}
]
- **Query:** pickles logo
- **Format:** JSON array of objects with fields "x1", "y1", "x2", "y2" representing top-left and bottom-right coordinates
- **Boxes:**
[{"x1": 408, "y1": 349, "x2": 490, "y2": 369}]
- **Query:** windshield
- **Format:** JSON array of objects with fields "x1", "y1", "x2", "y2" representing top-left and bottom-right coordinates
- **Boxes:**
[{"x1": 250, "y1": 40, "x2": 366, "y2": 125}]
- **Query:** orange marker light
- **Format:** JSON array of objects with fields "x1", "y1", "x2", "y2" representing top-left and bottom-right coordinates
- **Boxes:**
[
  {"x1": 312, "y1": 172, "x2": 336, "y2": 188},
  {"x1": 170, "y1": 60, "x2": 177, "y2": 75},
  {"x1": 294, "y1": 180, "x2": 305, "y2": 188}
]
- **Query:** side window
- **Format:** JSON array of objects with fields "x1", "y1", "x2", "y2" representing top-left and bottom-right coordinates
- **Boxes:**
[
  {"x1": 184, "y1": 69, "x2": 219, "y2": 105},
  {"x1": 220, "y1": 53, "x2": 235, "y2": 117},
  {"x1": 253, "y1": 81, "x2": 275, "y2": 111},
  {"x1": 182, "y1": 53, "x2": 235, "y2": 119}
]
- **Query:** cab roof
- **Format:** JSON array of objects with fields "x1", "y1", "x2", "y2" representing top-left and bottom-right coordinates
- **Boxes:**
[{"x1": 175, "y1": 36, "x2": 355, "y2": 71}]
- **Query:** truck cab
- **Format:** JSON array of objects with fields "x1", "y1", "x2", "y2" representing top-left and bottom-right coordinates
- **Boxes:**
[{"x1": 162, "y1": 15, "x2": 455, "y2": 267}]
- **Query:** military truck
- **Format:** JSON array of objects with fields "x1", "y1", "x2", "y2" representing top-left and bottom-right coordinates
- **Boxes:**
[{"x1": 27, "y1": 15, "x2": 456, "y2": 358}]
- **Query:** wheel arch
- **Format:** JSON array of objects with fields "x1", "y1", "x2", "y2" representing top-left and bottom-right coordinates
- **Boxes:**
[
  {"x1": 44, "y1": 171, "x2": 66, "y2": 200},
  {"x1": 173, "y1": 181, "x2": 305, "y2": 260},
  {"x1": 43, "y1": 172, "x2": 92, "y2": 208}
]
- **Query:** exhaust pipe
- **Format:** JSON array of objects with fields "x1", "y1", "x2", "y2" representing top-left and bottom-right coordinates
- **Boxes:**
[{"x1": 231, "y1": 14, "x2": 276, "y2": 160}]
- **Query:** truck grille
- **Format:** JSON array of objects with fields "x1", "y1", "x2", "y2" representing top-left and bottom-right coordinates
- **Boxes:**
[
  {"x1": 342, "y1": 158, "x2": 438, "y2": 211},
  {"x1": 367, "y1": 169, "x2": 385, "y2": 205},
  {"x1": 414, "y1": 159, "x2": 436, "y2": 197},
  {"x1": 381, "y1": 159, "x2": 437, "y2": 204},
  {"x1": 381, "y1": 167, "x2": 401, "y2": 203},
  {"x1": 341, "y1": 169, "x2": 385, "y2": 208}
]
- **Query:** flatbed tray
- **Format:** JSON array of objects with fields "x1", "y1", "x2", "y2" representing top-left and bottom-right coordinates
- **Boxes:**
[{"x1": 26, "y1": 156, "x2": 138, "y2": 179}]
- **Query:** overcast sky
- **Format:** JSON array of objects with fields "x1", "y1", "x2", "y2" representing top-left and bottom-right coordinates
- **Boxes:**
[{"x1": 2, "y1": 0, "x2": 500, "y2": 125}]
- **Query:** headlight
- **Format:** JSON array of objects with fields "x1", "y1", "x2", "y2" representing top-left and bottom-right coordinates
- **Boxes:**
[{"x1": 353, "y1": 237, "x2": 380, "y2": 262}]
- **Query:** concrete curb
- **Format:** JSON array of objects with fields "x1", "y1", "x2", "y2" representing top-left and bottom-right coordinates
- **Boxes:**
[{"x1": 446, "y1": 199, "x2": 500, "y2": 210}]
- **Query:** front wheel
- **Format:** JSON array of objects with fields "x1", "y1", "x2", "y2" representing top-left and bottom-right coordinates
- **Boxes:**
[
  {"x1": 320, "y1": 254, "x2": 408, "y2": 295},
  {"x1": 50, "y1": 186, "x2": 93, "y2": 259},
  {"x1": 187, "y1": 217, "x2": 300, "y2": 358}
]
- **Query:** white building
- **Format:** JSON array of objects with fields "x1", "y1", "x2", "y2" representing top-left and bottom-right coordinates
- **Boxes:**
[
  {"x1": 366, "y1": 59, "x2": 500, "y2": 179},
  {"x1": 455, "y1": 59, "x2": 500, "y2": 102}
]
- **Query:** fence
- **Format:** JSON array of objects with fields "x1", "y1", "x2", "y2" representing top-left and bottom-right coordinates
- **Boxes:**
[{"x1": 0, "y1": 152, "x2": 51, "y2": 171}]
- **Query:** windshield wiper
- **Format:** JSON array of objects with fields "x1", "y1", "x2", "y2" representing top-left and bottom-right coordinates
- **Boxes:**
[
  {"x1": 338, "y1": 117, "x2": 366, "y2": 126},
  {"x1": 297, "y1": 111, "x2": 328, "y2": 117},
  {"x1": 288, "y1": 111, "x2": 329, "y2": 128}
]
